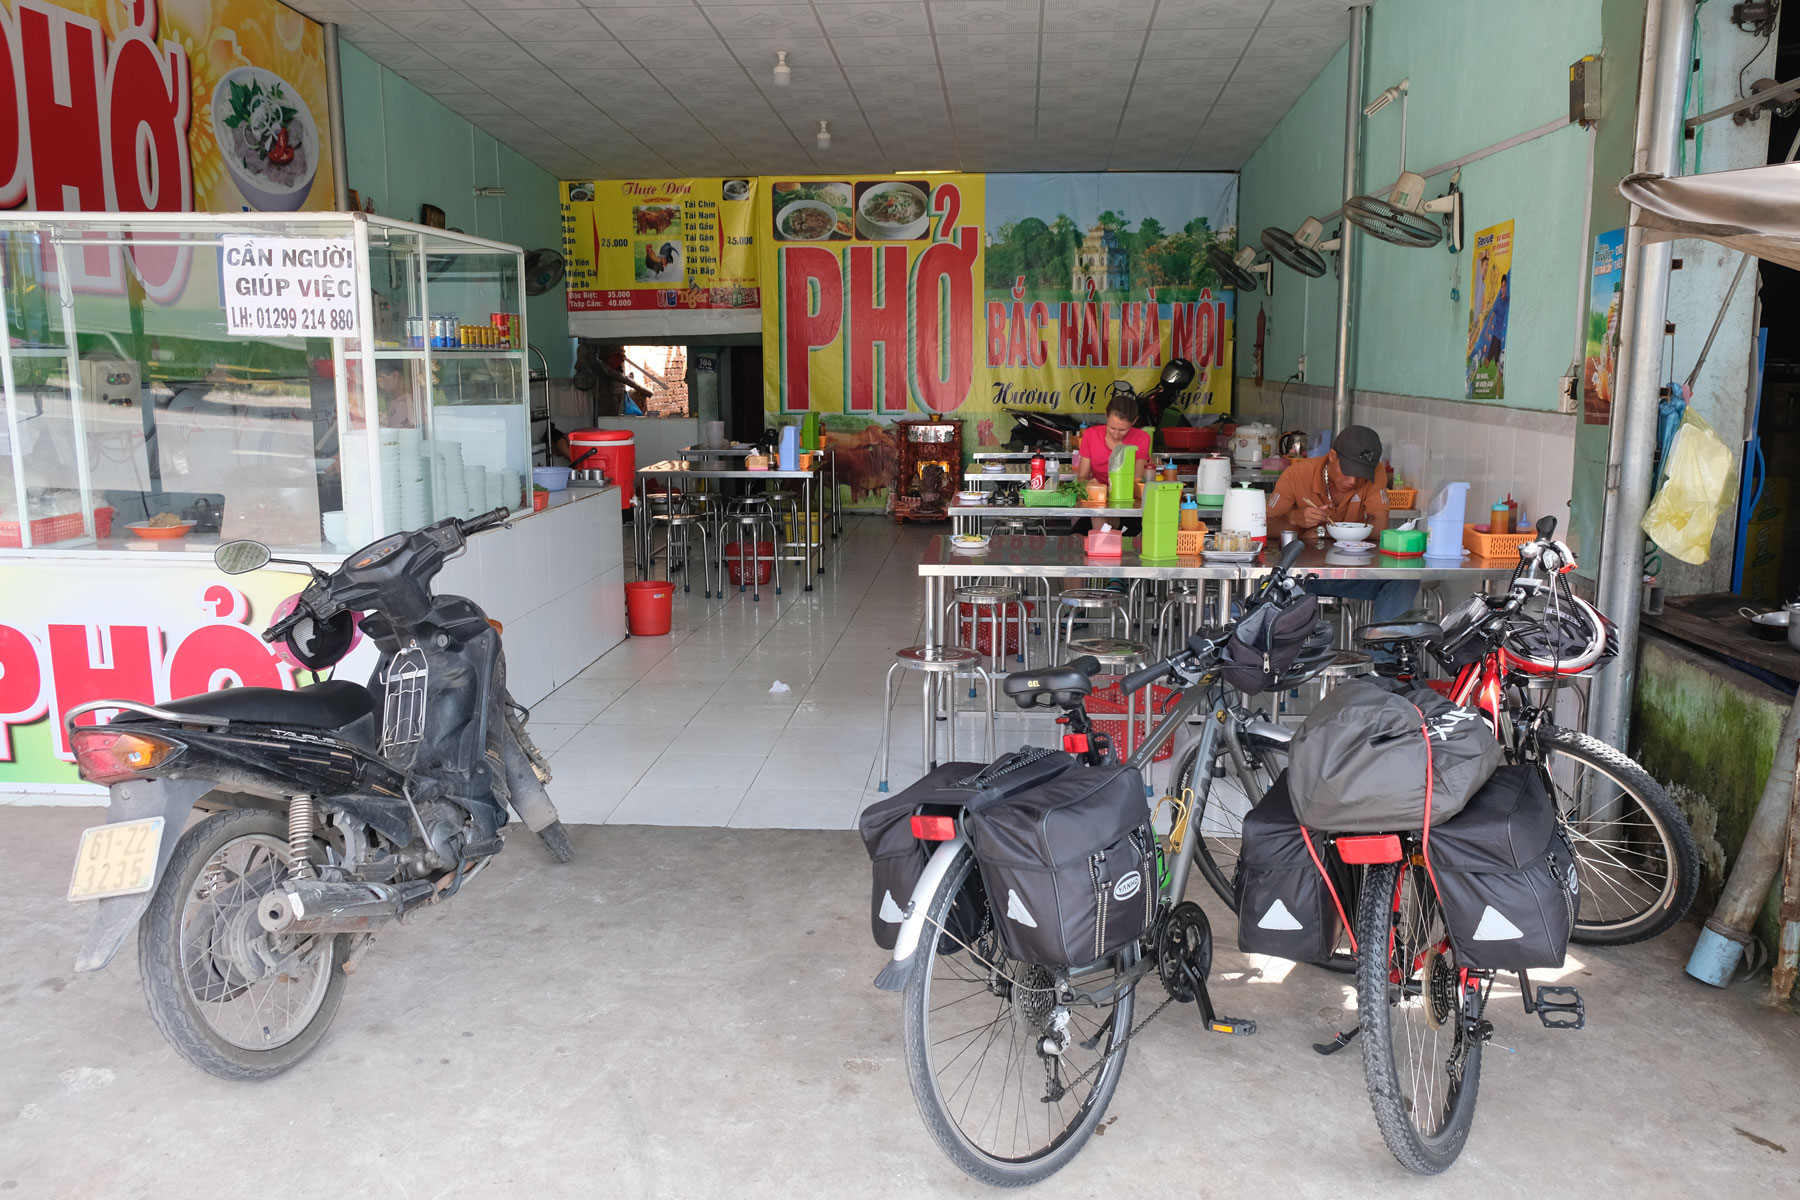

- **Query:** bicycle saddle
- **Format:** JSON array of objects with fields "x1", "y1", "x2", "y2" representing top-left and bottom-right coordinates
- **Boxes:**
[
  {"x1": 1354, "y1": 619, "x2": 1444, "y2": 643},
  {"x1": 1002, "y1": 656, "x2": 1099, "y2": 709}
]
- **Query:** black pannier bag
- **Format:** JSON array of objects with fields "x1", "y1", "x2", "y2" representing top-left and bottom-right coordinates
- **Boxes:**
[
  {"x1": 1288, "y1": 678, "x2": 1502, "y2": 833},
  {"x1": 1234, "y1": 773, "x2": 1352, "y2": 963},
  {"x1": 858, "y1": 750, "x2": 1078, "y2": 950},
  {"x1": 1221, "y1": 592, "x2": 1319, "y2": 694},
  {"x1": 964, "y1": 763, "x2": 1156, "y2": 968},
  {"x1": 1427, "y1": 765, "x2": 1578, "y2": 971}
]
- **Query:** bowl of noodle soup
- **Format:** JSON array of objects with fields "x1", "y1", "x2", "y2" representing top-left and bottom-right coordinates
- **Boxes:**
[
  {"x1": 856, "y1": 181, "x2": 930, "y2": 240},
  {"x1": 211, "y1": 66, "x2": 319, "y2": 211},
  {"x1": 776, "y1": 200, "x2": 839, "y2": 242}
]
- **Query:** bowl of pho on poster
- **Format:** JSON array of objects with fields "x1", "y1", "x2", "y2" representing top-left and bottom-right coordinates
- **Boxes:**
[
  {"x1": 857, "y1": 181, "x2": 930, "y2": 240},
  {"x1": 776, "y1": 200, "x2": 839, "y2": 242},
  {"x1": 212, "y1": 66, "x2": 319, "y2": 211}
]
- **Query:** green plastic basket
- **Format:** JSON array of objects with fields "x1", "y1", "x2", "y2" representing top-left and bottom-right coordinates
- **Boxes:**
[{"x1": 1021, "y1": 487, "x2": 1080, "y2": 507}]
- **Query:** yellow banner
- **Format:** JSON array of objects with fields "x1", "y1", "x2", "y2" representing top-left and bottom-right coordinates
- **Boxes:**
[
  {"x1": 758, "y1": 173, "x2": 1236, "y2": 486},
  {"x1": 0, "y1": 0, "x2": 335, "y2": 215},
  {"x1": 560, "y1": 178, "x2": 760, "y2": 314}
]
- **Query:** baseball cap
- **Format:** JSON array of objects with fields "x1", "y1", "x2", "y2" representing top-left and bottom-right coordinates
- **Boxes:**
[{"x1": 1332, "y1": 425, "x2": 1382, "y2": 479}]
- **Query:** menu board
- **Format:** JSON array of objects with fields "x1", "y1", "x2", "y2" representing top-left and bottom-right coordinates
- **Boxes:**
[{"x1": 560, "y1": 178, "x2": 760, "y2": 313}]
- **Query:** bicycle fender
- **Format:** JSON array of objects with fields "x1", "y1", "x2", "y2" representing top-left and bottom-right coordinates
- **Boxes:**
[
  {"x1": 72, "y1": 778, "x2": 213, "y2": 973},
  {"x1": 875, "y1": 836, "x2": 968, "y2": 993}
]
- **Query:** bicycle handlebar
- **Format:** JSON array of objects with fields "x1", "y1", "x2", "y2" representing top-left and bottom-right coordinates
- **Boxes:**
[{"x1": 1121, "y1": 658, "x2": 1173, "y2": 695}]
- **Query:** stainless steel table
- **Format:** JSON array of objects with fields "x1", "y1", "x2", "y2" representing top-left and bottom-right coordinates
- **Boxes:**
[
  {"x1": 948, "y1": 501, "x2": 1222, "y2": 535},
  {"x1": 915, "y1": 534, "x2": 1516, "y2": 651},
  {"x1": 971, "y1": 449, "x2": 1229, "y2": 462},
  {"x1": 635, "y1": 458, "x2": 829, "y2": 589},
  {"x1": 678, "y1": 445, "x2": 841, "y2": 539},
  {"x1": 965, "y1": 468, "x2": 1280, "y2": 487}
]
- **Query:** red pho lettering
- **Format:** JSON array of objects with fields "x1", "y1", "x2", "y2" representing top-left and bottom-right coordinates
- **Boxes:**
[
  {"x1": 46, "y1": 623, "x2": 158, "y2": 756},
  {"x1": 847, "y1": 244, "x2": 909, "y2": 414},
  {"x1": 909, "y1": 226, "x2": 978, "y2": 413},
  {"x1": 0, "y1": 624, "x2": 46, "y2": 762},
  {"x1": 779, "y1": 246, "x2": 843, "y2": 412}
]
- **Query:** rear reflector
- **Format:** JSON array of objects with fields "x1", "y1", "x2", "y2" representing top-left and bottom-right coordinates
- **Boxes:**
[
  {"x1": 1062, "y1": 733, "x2": 1089, "y2": 753},
  {"x1": 1336, "y1": 834, "x2": 1403, "y2": 864},
  {"x1": 910, "y1": 815, "x2": 957, "y2": 841}
]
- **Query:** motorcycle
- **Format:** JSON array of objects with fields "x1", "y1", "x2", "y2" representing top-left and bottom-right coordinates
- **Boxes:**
[
  {"x1": 63, "y1": 507, "x2": 574, "y2": 1080},
  {"x1": 1130, "y1": 357, "x2": 1198, "y2": 429},
  {"x1": 1004, "y1": 408, "x2": 1084, "y2": 452}
]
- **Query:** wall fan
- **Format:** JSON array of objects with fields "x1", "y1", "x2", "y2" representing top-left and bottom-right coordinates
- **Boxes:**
[
  {"x1": 525, "y1": 248, "x2": 567, "y2": 296},
  {"x1": 1345, "y1": 77, "x2": 1465, "y2": 251},
  {"x1": 1207, "y1": 246, "x2": 1274, "y2": 295},
  {"x1": 1260, "y1": 218, "x2": 1341, "y2": 278}
]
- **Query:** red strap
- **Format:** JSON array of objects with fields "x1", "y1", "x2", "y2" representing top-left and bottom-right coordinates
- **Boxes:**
[
  {"x1": 1299, "y1": 826, "x2": 1357, "y2": 956},
  {"x1": 1412, "y1": 703, "x2": 1444, "y2": 903}
]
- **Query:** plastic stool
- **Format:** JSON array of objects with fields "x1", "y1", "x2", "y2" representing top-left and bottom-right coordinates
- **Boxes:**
[{"x1": 877, "y1": 646, "x2": 995, "y2": 792}]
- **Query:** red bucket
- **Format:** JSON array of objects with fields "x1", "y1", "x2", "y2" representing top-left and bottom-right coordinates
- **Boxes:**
[
  {"x1": 625, "y1": 580, "x2": 674, "y2": 636},
  {"x1": 723, "y1": 541, "x2": 775, "y2": 586}
]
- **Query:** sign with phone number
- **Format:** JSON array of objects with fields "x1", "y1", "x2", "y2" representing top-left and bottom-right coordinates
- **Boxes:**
[{"x1": 220, "y1": 235, "x2": 362, "y2": 338}]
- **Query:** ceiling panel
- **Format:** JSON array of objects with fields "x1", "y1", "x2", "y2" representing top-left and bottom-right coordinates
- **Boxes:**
[{"x1": 297, "y1": 0, "x2": 1351, "y2": 177}]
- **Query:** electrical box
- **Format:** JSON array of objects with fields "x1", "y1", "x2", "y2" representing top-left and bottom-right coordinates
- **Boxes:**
[{"x1": 1570, "y1": 55, "x2": 1602, "y2": 126}]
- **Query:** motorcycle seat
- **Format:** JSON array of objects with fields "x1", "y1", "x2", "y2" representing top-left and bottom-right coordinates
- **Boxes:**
[{"x1": 138, "y1": 681, "x2": 376, "y2": 730}]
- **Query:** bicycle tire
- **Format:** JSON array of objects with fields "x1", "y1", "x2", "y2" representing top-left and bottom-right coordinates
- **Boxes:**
[
  {"x1": 901, "y1": 845, "x2": 1135, "y2": 1187},
  {"x1": 1356, "y1": 861, "x2": 1483, "y2": 1175},
  {"x1": 1535, "y1": 726, "x2": 1699, "y2": 945}
]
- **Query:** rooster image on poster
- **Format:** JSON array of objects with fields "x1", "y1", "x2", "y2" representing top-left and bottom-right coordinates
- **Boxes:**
[{"x1": 643, "y1": 241, "x2": 681, "y2": 280}]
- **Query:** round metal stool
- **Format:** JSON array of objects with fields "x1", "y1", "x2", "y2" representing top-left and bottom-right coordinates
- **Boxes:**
[
  {"x1": 717, "y1": 503, "x2": 781, "y2": 601},
  {"x1": 1066, "y1": 635, "x2": 1153, "y2": 756},
  {"x1": 949, "y1": 584, "x2": 1030, "y2": 687},
  {"x1": 878, "y1": 646, "x2": 996, "y2": 792},
  {"x1": 1320, "y1": 649, "x2": 1374, "y2": 693},
  {"x1": 1153, "y1": 585, "x2": 1215, "y2": 657},
  {"x1": 647, "y1": 510, "x2": 715, "y2": 597},
  {"x1": 1050, "y1": 588, "x2": 1131, "y2": 664}
]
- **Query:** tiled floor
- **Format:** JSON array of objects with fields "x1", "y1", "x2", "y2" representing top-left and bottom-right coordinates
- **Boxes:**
[{"x1": 528, "y1": 514, "x2": 1059, "y2": 829}]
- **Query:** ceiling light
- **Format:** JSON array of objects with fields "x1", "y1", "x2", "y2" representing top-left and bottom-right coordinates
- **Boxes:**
[
  {"x1": 772, "y1": 49, "x2": 791, "y2": 88},
  {"x1": 816, "y1": 120, "x2": 830, "y2": 150},
  {"x1": 1363, "y1": 78, "x2": 1407, "y2": 117}
]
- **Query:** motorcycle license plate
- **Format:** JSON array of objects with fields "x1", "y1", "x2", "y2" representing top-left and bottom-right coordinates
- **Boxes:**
[{"x1": 67, "y1": 817, "x2": 164, "y2": 902}]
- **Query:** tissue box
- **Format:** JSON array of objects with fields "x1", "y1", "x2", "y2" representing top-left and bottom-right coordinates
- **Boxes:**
[{"x1": 1084, "y1": 528, "x2": 1124, "y2": 557}]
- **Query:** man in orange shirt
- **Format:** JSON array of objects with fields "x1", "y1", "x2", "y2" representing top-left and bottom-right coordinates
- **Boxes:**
[{"x1": 1269, "y1": 425, "x2": 1417, "y2": 629}]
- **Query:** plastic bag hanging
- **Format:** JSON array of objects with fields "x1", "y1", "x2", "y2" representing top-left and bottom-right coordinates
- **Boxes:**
[{"x1": 1641, "y1": 409, "x2": 1738, "y2": 564}]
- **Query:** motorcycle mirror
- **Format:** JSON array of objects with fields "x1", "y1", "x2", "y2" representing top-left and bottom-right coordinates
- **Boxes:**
[{"x1": 215, "y1": 539, "x2": 271, "y2": 575}]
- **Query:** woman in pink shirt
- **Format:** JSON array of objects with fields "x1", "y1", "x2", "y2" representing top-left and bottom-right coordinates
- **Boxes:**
[{"x1": 1072, "y1": 393, "x2": 1151, "y2": 534}]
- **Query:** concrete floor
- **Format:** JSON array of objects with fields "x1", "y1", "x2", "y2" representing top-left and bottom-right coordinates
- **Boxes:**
[{"x1": 3, "y1": 807, "x2": 1797, "y2": 1198}]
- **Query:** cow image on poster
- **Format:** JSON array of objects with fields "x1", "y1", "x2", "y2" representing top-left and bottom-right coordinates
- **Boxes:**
[{"x1": 825, "y1": 424, "x2": 900, "y2": 502}]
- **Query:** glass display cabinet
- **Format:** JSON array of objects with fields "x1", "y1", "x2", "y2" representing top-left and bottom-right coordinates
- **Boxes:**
[{"x1": 0, "y1": 212, "x2": 530, "y2": 555}]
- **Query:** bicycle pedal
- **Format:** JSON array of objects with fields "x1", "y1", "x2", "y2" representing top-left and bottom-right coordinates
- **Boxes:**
[
  {"x1": 1207, "y1": 1016, "x2": 1255, "y2": 1036},
  {"x1": 1535, "y1": 985, "x2": 1585, "y2": 1030}
]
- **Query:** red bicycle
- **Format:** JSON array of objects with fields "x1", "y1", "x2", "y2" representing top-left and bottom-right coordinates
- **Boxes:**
[{"x1": 1176, "y1": 516, "x2": 1699, "y2": 948}]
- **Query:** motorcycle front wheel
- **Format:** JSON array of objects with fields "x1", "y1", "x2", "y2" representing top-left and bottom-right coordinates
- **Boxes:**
[{"x1": 138, "y1": 809, "x2": 348, "y2": 1080}]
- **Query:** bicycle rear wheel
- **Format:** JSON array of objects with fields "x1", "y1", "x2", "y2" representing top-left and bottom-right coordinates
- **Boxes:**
[
  {"x1": 1356, "y1": 861, "x2": 1483, "y2": 1174},
  {"x1": 1535, "y1": 726, "x2": 1699, "y2": 945},
  {"x1": 901, "y1": 844, "x2": 1135, "y2": 1187}
]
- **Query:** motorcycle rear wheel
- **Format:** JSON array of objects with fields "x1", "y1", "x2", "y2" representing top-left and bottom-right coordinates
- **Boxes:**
[{"x1": 138, "y1": 809, "x2": 348, "y2": 1080}]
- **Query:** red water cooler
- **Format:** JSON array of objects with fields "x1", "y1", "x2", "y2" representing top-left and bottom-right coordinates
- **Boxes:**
[{"x1": 567, "y1": 429, "x2": 635, "y2": 509}]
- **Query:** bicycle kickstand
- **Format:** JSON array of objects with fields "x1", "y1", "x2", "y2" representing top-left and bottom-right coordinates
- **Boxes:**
[{"x1": 1313, "y1": 1025, "x2": 1361, "y2": 1056}]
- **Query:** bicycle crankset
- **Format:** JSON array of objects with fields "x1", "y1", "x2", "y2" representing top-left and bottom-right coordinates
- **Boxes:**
[{"x1": 1156, "y1": 902, "x2": 1213, "y2": 1003}]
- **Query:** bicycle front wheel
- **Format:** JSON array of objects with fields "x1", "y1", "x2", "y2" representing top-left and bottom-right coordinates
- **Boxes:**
[
  {"x1": 1536, "y1": 726, "x2": 1699, "y2": 945},
  {"x1": 1356, "y1": 861, "x2": 1483, "y2": 1175},
  {"x1": 1171, "y1": 738, "x2": 1283, "y2": 910},
  {"x1": 901, "y1": 845, "x2": 1135, "y2": 1187}
]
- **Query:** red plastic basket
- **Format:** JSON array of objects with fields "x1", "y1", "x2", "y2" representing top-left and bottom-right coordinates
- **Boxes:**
[
  {"x1": 1086, "y1": 681, "x2": 1179, "y2": 762},
  {"x1": 956, "y1": 599, "x2": 1033, "y2": 657},
  {"x1": 0, "y1": 506, "x2": 113, "y2": 548},
  {"x1": 723, "y1": 541, "x2": 775, "y2": 585}
]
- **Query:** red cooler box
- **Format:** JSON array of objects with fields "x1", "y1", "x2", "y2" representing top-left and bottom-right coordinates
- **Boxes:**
[{"x1": 568, "y1": 429, "x2": 635, "y2": 510}]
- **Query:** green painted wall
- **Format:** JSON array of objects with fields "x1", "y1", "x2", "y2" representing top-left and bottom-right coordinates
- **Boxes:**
[
  {"x1": 339, "y1": 43, "x2": 571, "y2": 376},
  {"x1": 1238, "y1": 0, "x2": 1602, "y2": 411}
]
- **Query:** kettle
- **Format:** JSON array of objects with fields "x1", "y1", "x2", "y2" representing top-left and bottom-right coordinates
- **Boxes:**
[
  {"x1": 1220, "y1": 482, "x2": 1268, "y2": 544},
  {"x1": 1278, "y1": 429, "x2": 1308, "y2": 459}
]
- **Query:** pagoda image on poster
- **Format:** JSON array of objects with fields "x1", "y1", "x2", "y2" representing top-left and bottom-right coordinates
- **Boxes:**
[{"x1": 1466, "y1": 219, "x2": 1514, "y2": 400}]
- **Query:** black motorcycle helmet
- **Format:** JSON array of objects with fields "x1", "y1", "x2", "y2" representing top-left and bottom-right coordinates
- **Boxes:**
[
  {"x1": 1159, "y1": 358, "x2": 1197, "y2": 391},
  {"x1": 285, "y1": 609, "x2": 358, "y2": 670}
]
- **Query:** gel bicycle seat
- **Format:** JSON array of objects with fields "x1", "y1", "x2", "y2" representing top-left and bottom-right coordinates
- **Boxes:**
[{"x1": 1002, "y1": 656, "x2": 1100, "y2": 709}]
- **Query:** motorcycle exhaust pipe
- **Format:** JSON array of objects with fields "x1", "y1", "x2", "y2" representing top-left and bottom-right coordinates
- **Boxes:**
[{"x1": 257, "y1": 878, "x2": 439, "y2": 935}]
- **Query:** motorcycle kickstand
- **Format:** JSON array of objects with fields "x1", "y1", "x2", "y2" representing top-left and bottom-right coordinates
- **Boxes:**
[{"x1": 1313, "y1": 1024, "x2": 1360, "y2": 1056}]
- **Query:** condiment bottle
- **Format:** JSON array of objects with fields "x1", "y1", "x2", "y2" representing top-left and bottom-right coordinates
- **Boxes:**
[
  {"x1": 1179, "y1": 497, "x2": 1201, "y2": 531},
  {"x1": 1490, "y1": 499, "x2": 1511, "y2": 535}
]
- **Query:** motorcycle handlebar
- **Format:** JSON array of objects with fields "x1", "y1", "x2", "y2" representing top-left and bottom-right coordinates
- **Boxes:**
[{"x1": 459, "y1": 506, "x2": 511, "y2": 536}]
